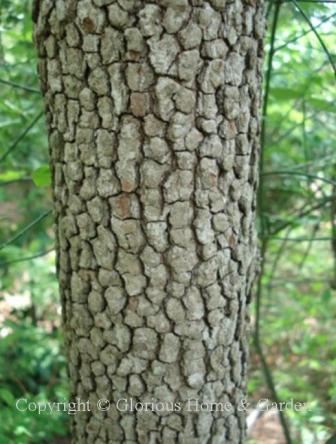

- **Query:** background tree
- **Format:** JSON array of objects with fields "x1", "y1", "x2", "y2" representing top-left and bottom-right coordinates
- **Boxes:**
[{"x1": 32, "y1": 1, "x2": 265, "y2": 442}]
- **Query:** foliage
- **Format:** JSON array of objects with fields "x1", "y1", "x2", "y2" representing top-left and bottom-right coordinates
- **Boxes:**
[
  {"x1": 249, "y1": 2, "x2": 336, "y2": 443},
  {"x1": 0, "y1": 320, "x2": 68, "y2": 443},
  {"x1": 0, "y1": 253, "x2": 68, "y2": 443},
  {"x1": 0, "y1": 1, "x2": 65, "y2": 442}
]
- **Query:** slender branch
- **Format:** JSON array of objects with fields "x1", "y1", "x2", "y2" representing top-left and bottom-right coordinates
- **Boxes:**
[
  {"x1": 274, "y1": 12, "x2": 336, "y2": 53},
  {"x1": 253, "y1": 339, "x2": 295, "y2": 444},
  {"x1": 279, "y1": 153, "x2": 335, "y2": 173},
  {"x1": 259, "y1": 0, "x2": 281, "y2": 235},
  {"x1": 0, "y1": 78, "x2": 41, "y2": 94},
  {"x1": 254, "y1": 240, "x2": 268, "y2": 348},
  {"x1": 270, "y1": 196, "x2": 332, "y2": 235},
  {"x1": 255, "y1": 2, "x2": 293, "y2": 443},
  {"x1": 254, "y1": 238, "x2": 296, "y2": 444},
  {"x1": 291, "y1": 0, "x2": 336, "y2": 76},
  {"x1": 264, "y1": 235, "x2": 333, "y2": 241},
  {"x1": 266, "y1": 0, "x2": 275, "y2": 19},
  {"x1": 0, "y1": 178, "x2": 32, "y2": 186},
  {"x1": 0, "y1": 210, "x2": 52, "y2": 251},
  {"x1": 0, "y1": 248, "x2": 54, "y2": 266},
  {"x1": 254, "y1": 0, "x2": 281, "y2": 364},
  {"x1": 266, "y1": 227, "x2": 292, "y2": 297},
  {"x1": 269, "y1": 277, "x2": 328, "y2": 285},
  {"x1": 0, "y1": 111, "x2": 44, "y2": 163},
  {"x1": 262, "y1": 170, "x2": 336, "y2": 187},
  {"x1": 254, "y1": 242, "x2": 293, "y2": 444},
  {"x1": 299, "y1": 222, "x2": 320, "y2": 269},
  {"x1": 267, "y1": 60, "x2": 329, "y2": 144}
]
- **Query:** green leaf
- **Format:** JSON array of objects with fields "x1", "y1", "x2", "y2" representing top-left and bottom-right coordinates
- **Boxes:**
[
  {"x1": 321, "y1": 289, "x2": 332, "y2": 303},
  {"x1": 14, "y1": 426, "x2": 32, "y2": 438},
  {"x1": 0, "y1": 388, "x2": 16, "y2": 406},
  {"x1": 270, "y1": 87, "x2": 303, "y2": 101},
  {"x1": 308, "y1": 98, "x2": 336, "y2": 114},
  {"x1": 0, "y1": 170, "x2": 24, "y2": 181},
  {"x1": 32, "y1": 165, "x2": 51, "y2": 187}
]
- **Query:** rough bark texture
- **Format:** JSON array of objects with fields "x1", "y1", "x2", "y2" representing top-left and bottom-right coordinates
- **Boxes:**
[{"x1": 34, "y1": 1, "x2": 265, "y2": 443}]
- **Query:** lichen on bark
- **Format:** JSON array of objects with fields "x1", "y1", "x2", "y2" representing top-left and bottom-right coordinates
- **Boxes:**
[{"x1": 34, "y1": 1, "x2": 265, "y2": 443}]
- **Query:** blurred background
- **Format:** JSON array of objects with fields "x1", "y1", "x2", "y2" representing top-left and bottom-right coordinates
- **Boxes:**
[{"x1": 0, "y1": 1, "x2": 335, "y2": 443}]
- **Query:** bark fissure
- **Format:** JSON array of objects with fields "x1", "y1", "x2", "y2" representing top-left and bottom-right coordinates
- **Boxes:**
[{"x1": 34, "y1": 1, "x2": 265, "y2": 443}]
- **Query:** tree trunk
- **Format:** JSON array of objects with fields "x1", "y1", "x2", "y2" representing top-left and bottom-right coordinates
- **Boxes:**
[{"x1": 34, "y1": 1, "x2": 265, "y2": 443}]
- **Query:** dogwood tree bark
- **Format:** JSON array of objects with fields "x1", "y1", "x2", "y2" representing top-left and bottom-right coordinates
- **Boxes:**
[{"x1": 34, "y1": 1, "x2": 265, "y2": 442}]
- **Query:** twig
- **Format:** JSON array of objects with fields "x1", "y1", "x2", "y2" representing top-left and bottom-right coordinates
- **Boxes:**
[
  {"x1": 264, "y1": 235, "x2": 333, "y2": 241},
  {"x1": 291, "y1": 0, "x2": 336, "y2": 76},
  {"x1": 0, "y1": 210, "x2": 52, "y2": 251},
  {"x1": 274, "y1": 12, "x2": 336, "y2": 53},
  {"x1": 0, "y1": 248, "x2": 54, "y2": 266},
  {"x1": 0, "y1": 178, "x2": 32, "y2": 186},
  {"x1": 262, "y1": 170, "x2": 336, "y2": 187},
  {"x1": 0, "y1": 78, "x2": 41, "y2": 94},
  {"x1": 255, "y1": 2, "x2": 293, "y2": 443},
  {"x1": 0, "y1": 111, "x2": 44, "y2": 163},
  {"x1": 270, "y1": 196, "x2": 332, "y2": 236}
]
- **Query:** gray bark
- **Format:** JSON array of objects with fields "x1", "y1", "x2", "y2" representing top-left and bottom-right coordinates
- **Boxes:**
[{"x1": 34, "y1": 1, "x2": 265, "y2": 443}]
